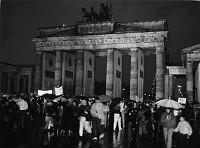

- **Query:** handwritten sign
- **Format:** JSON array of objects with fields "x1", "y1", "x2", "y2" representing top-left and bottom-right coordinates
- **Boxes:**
[
  {"x1": 178, "y1": 97, "x2": 186, "y2": 104},
  {"x1": 38, "y1": 90, "x2": 52, "y2": 96},
  {"x1": 55, "y1": 86, "x2": 63, "y2": 96}
]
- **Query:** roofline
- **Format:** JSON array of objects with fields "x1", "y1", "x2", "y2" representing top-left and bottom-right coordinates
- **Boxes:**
[{"x1": 182, "y1": 44, "x2": 200, "y2": 53}]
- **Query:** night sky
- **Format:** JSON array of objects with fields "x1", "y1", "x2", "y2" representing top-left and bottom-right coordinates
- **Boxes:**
[{"x1": 1, "y1": 0, "x2": 200, "y2": 92}]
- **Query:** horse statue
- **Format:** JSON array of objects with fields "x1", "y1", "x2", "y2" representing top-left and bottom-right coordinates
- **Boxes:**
[{"x1": 82, "y1": 7, "x2": 90, "y2": 22}]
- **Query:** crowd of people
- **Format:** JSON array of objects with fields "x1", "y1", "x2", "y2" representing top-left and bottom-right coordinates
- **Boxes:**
[{"x1": 0, "y1": 92, "x2": 199, "y2": 148}]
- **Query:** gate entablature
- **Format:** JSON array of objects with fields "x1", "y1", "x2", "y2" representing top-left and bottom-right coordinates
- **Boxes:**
[{"x1": 33, "y1": 31, "x2": 167, "y2": 52}]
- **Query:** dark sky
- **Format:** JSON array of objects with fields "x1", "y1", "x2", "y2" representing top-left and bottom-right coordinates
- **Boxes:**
[{"x1": 1, "y1": 0, "x2": 200, "y2": 92}]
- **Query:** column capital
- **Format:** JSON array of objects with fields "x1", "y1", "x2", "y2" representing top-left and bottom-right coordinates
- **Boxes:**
[
  {"x1": 76, "y1": 50, "x2": 85, "y2": 53},
  {"x1": 156, "y1": 44, "x2": 165, "y2": 49},
  {"x1": 35, "y1": 51, "x2": 42, "y2": 55},
  {"x1": 55, "y1": 50, "x2": 62, "y2": 54},
  {"x1": 130, "y1": 47, "x2": 139, "y2": 51},
  {"x1": 107, "y1": 48, "x2": 114, "y2": 52}
]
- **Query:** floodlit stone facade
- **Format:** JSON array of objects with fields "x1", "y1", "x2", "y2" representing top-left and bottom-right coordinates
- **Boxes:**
[{"x1": 32, "y1": 19, "x2": 170, "y2": 101}]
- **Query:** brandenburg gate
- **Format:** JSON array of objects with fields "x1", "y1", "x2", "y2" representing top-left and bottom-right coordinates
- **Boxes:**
[{"x1": 32, "y1": 11, "x2": 169, "y2": 101}]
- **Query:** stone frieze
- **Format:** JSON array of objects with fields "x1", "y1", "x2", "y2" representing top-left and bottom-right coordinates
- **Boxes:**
[{"x1": 33, "y1": 31, "x2": 167, "y2": 51}]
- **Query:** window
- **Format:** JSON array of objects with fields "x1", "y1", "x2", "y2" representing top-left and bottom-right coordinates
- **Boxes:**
[
  {"x1": 140, "y1": 70, "x2": 143, "y2": 78},
  {"x1": 116, "y1": 70, "x2": 121, "y2": 78},
  {"x1": 65, "y1": 70, "x2": 73, "y2": 79},
  {"x1": 88, "y1": 70, "x2": 92, "y2": 78},
  {"x1": 46, "y1": 70, "x2": 55, "y2": 78}
]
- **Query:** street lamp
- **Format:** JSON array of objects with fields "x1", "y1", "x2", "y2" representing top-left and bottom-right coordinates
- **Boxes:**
[{"x1": 122, "y1": 88, "x2": 125, "y2": 98}]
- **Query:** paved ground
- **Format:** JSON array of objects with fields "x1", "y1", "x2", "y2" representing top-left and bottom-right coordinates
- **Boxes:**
[{"x1": 1, "y1": 119, "x2": 200, "y2": 148}]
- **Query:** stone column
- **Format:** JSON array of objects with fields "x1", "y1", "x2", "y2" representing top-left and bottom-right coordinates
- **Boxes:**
[
  {"x1": 16, "y1": 74, "x2": 20, "y2": 94},
  {"x1": 164, "y1": 74, "x2": 169, "y2": 99},
  {"x1": 28, "y1": 75, "x2": 31, "y2": 94},
  {"x1": 130, "y1": 48, "x2": 138, "y2": 101},
  {"x1": 41, "y1": 53, "x2": 46, "y2": 90},
  {"x1": 61, "y1": 52, "x2": 66, "y2": 87},
  {"x1": 34, "y1": 52, "x2": 42, "y2": 92},
  {"x1": 169, "y1": 74, "x2": 173, "y2": 99},
  {"x1": 186, "y1": 61, "x2": 193, "y2": 103},
  {"x1": 55, "y1": 51, "x2": 62, "y2": 87},
  {"x1": 156, "y1": 46, "x2": 165, "y2": 100},
  {"x1": 7, "y1": 72, "x2": 11, "y2": 93},
  {"x1": 106, "y1": 49, "x2": 114, "y2": 97},
  {"x1": 75, "y1": 51, "x2": 84, "y2": 96}
]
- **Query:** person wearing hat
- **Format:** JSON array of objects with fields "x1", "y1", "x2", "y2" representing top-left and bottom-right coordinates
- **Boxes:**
[{"x1": 90, "y1": 96, "x2": 105, "y2": 141}]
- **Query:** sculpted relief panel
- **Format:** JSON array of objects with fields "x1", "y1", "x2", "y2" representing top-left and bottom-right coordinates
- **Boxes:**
[{"x1": 34, "y1": 31, "x2": 167, "y2": 51}]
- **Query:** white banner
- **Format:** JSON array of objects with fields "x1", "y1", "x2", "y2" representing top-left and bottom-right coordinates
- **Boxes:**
[
  {"x1": 38, "y1": 90, "x2": 52, "y2": 96},
  {"x1": 55, "y1": 86, "x2": 63, "y2": 96},
  {"x1": 178, "y1": 97, "x2": 187, "y2": 104}
]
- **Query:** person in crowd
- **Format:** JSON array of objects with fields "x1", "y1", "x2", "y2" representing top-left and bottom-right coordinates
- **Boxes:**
[
  {"x1": 119, "y1": 100, "x2": 126, "y2": 128},
  {"x1": 17, "y1": 96, "x2": 29, "y2": 130},
  {"x1": 174, "y1": 114, "x2": 193, "y2": 148},
  {"x1": 101, "y1": 102, "x2": 110, "y2": 131},
  {"x1": 60, "y1": 98, "x2": 76, "y2": 142},
  {"x1": 160, "y1": 108, "x2": 177, "y2": 148},
  {"x1": 2, "y1": 97, "x2": 19, "y2": 146},
  {"x1": 154, "y1": 105, "x2": 166, "y2": 145},
  {"x1": 90, "y1": 96, "x2": 105, "y2": 141},
  {"x1": 78, "y1": 98, "x2": 92, "y2": 138},
  {"x1": 113, "y1": 101, "x2": 122, "y2": 131}
]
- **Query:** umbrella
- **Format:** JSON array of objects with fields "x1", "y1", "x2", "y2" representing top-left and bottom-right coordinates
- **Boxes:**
[
  {"x1": 41, "y1": 93, "x2": 56, "y2": 99},
  {"x1": 98, "y1": 95, "x2": 112, "y2": 103},
  {"x1": 75, "y1": 96, "x2": 88, "y2": 100},
  {"x1": 156, "y1": 98, "x2": 183, "y2": 109},
  {"x1": 1, "y1": 93, "x2": 12, "y2": 98},
  {"x1": 112, "y1": 97, "x2": 123, "y2": 103},
  {"x1": 193, "y1": 104, "x2": 200, "y2": 109},
  {"x1": 53, "y1": 96, "x2": 68, "y2": 102}
]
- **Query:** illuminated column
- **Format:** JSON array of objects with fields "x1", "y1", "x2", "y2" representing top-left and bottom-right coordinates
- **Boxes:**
[
  {"x1": 34, "y1": 51, "x2": 42, "y2": 92},
  {"x1": 186, "y1": 61, "x2": 193, "y2": 103},
  {"x1": 61, "y1": 52, "x2": 66, "y2": 87},
  {"x1": 28, "y1": 75, "x2": 31, "y2": 94},
  {"x1": 41, "y1": 53, "x2": 46, "y2": 90},
  {"x1": 16, "y1": 74, "x2": 20, "y2": 93},
  {"x1": 7, "y1": 72, "x2": 11, "y2": 93},
  {"x1": 156, "y1": 46, "x2": 165, "y2": 100},
  {"x1": 106, "y1": 49, "x2": 114, "y2": 97},
  {"x1": 169, "y1": 74, "x2": 173, "y2": 98},
  {"x1": 130, "y1": 48, "x2": 138, "y2": 101},
  {"x1": 55, "y1": 51, "x2": 62, "y2": 87},
  {"x1": 75, "y1": 51, "x2": 84, "y2": 96}
]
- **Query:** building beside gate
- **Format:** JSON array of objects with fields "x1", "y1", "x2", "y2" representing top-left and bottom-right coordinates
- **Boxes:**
[
  {"x1": 0, "y1": 62, "x2": 34, "y2": 94},
  {"x1": 32, "y1": 5, "x2": 170, "y2": 101},
  {"x1": 181, "y1": 44, "x2": 200, "y2": 103}
]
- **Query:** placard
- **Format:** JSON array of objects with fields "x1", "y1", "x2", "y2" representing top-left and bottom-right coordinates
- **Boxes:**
[
  {"x1": 178, "y1": 97, "x2": 186, "y2": 104},
  {"x1": 55, "y1": 86, "x2": 63, "y2": 96},
  {"x1": 38, "y1": 90, "x2": 52, "y2": 96}
]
